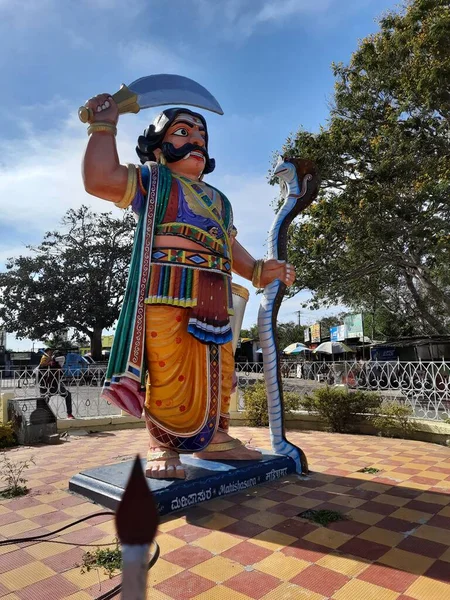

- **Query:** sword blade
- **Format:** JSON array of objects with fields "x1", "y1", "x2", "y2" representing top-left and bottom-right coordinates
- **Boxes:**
[{"x1": 129, "y1": 74, "x2": 224, "y2": 115}]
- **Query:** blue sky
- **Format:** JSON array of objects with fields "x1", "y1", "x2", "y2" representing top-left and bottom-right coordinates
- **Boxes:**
[{"x1": 0, "y1": 0, "x2": 398, "y2": 350}]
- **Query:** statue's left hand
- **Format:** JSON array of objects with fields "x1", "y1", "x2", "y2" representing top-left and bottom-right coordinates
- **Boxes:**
[{"x1": 260, "y1": 259, "x2": 296, "y2": 287}]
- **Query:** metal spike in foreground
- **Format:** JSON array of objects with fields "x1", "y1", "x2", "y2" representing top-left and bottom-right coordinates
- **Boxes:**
[{"x1": 116, "y1": 455, "x2": 159, "y2": 599}]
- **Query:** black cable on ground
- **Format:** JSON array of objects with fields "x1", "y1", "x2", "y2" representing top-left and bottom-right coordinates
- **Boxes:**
[{"x1": 0, "y1": 510, "x2": 161, "y2": 599}]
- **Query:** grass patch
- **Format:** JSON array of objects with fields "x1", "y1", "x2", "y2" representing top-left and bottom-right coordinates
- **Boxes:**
[
  {"x1": 358, "y1": 466, "x2": 381, "y2": 474},
  {"x1": 299, "y1": 509, "x2": 346, "y2": 527},
  {"x1": 81, "y1": 541, "x2": 122, "y2": 578},
  {"x1": 0, "y1": 453, "x2": 34, "y2": 498},
  {"x1": 0, "y1": 485, "x2": 29, "y2": 499}
]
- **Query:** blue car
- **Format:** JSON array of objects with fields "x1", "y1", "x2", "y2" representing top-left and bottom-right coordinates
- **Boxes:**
[{"x1": 63, "y1": 353, "x2": 90, "y2": 378}]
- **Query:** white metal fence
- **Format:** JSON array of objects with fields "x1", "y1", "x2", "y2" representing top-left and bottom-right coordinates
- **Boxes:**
[{"x1": 2, "y1": 360, "x2": 450, "y2": 421}]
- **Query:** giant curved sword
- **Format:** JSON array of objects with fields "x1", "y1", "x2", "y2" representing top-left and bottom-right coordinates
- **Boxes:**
[{"x1": 257, "y1": 156, "x2": 320, "y2": 474}]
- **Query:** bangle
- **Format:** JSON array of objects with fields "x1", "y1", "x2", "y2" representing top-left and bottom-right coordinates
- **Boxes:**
[
  {"x1": 252, "y1": 259, "x2": 264, "y2": 288},
  {"x1": 115, "y1": 164, "x2": 137, "y2": 209},
  {"x1": 87, "y1": 122, "x2": 117, "y2": 136}
]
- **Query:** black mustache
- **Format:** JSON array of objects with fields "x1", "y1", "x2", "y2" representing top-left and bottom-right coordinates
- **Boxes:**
[{"x1": 161, "y1": 142, "x2": 209, "y2": 163}]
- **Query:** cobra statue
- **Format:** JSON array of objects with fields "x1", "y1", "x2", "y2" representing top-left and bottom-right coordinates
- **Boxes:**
[{"x1": 258, "y1": 156, "x2": 320, "y2": 474}]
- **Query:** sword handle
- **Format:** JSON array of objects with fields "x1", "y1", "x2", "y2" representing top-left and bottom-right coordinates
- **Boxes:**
[{"x1": 78, "y1": 84, "x2": 140, "y2": 124}]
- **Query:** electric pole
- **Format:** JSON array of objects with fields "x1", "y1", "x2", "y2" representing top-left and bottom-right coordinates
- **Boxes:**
[{"x1": 294, "y1": 311, "x2": 301, "y2": 328}]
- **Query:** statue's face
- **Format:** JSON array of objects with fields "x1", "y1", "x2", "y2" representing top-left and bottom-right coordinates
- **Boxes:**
[{"x1": 157, "y1": 113, "x2": 207, "y2": 180}]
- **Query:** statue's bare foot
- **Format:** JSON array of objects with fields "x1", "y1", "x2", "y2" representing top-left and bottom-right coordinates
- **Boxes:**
[
  {"x1": 194, "y1": 431, "x2": 262, "y2": 461},
  {"x1": 145, "y1": 447, "x2": 185, "y2": 479}
]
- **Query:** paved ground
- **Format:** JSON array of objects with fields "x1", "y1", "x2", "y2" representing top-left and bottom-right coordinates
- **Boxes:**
[{"x1": 1, "y1": 428, "x2": 450, "y2": 599}]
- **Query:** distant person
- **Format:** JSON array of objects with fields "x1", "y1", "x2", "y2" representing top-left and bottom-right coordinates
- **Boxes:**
[{"x1": 39, "y1": 349, "x2": 75, "y2": 419}]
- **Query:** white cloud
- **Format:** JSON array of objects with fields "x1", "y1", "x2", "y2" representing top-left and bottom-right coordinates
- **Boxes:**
[{"x1": 117, "y1": 40, "x2": 198, "y2": 79}]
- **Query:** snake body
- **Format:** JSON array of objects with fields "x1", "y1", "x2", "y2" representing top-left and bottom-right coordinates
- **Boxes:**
[{"x1": 257, "y1": 156, "x2": 319, "y2": 474}]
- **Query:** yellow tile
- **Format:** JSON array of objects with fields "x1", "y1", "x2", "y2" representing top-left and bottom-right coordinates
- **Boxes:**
[
  {"x1": 0, "y1": 505, "x2": 12, "y2": 515},
  {"x1": 405, "y1": 483, "x2": 430, "y2": 491},
  {"x1": 203, "y1": 498, "x2": 235, "y2": 512},
  {"x1": 317, "y1": 553, "x2": 370, "y2": 577},
  {"x1": 261, "y1": 582, "x2": 326, "y2": 600},
  {"x1": 303, "y1": 527, "x2": 352, "y2": 550},
  {"x1": 62, "y1": 565, "x2": 115, "y2": 588},
  {"x1": 390, "y1": 508, "x2": 431, "y2": 522},
  {"x1": 243, "y1": 497, "x2": 278, "y2": 510},
  {"x1": 155, "y1": 532, "x2": 186, "y2": 555},
  {"x1": 62, "y1": 503, "x2": 101, "y2": 518},
  {"x1": 412, "y1": 524, "x2": 450, "y2": 545},
  {"x1": 0, "y1": 561, "x2": 56, "y2": 591},
  {"x1": 192, "y1": 531, "x2": 242, "y2": 553},
  {"x1": 190, "y1": 555, "x2": 244, "y2": 582},
  {"x1": 438, "y1": 506, "x2": 450, "y2": 518},
  {"x1": 192, "y1": 584, "x2": 251, "y2": 600},
  {"x1": 145, "y1": 588, "x2": 176, "y2": 600},
  {"x1": 249, "y1": 529, "x2": 297, "y2": 551},
  {"x1": 147, "y1": 558, "x2": 184, "y2": 586},
  {"x1": 440, "y1": 546, "x2": 450, "y2": 562},
  {"x1": 405, "y1": 576, "x2": 450, "y2": 600},
  {"x1": 66, "y1": 593, "x2": 93, "y2": 600},
  {"x1": 196, "y1": 513, "x2": 237, "y2": 531},
  {"x1": 329, "y1": 495, "x2": 365, "y2": 509},
  {"x1": 17, "y1": 504, "x2": 57, "y2": 518},
  {"x1": 357, "y1": 482, "x2": 388, "y2": 493},
  {"x1": 158, "y1": 516, "x2": 187, "y2": 533},
  {"x1": 332, "y1": 579, "x2": 399, "y2": 600},
  {"x1": 417, "y1": 492, "x2": 450, "y2": 505},
  {"x1": 25, "y1": 541, "x2": 73, "y2": 559},
  {"x1": 347, "y1": 509, "x2": 383, "y2": 526},
  {"x1": 285, "y1": 496, "x2": 322, "y2": 509},
  {"x1": 0, "y1": 519, "x2": 40, "y2": 537},
  {"x1": 0, "y1": 544, "x2": 19, "y2": 556},
  {"x1": 244, "y1": 511, "x2": 287, "y2": 528},
  {"x1": 419, "y1": 472, "x2": 449, "y2": 481},
  {"x1": 372, "y1": 494, "x2": 409, "y2": 507},
  {"x1": 413, "y1": 463, "x2": 442, "y2": 470},
  {"x1": 36, "y1": 491, "x2": 68, "y2": 503},
  {"x1": 96, "y1": 519, "x2": 116, "y2": 535},
  {"x1": 321, "y1": 484, "x2": 355, "y2": 495},
  {"x1": 1, "y1": 595, "x2": 21, "y2": 600},
  {"x1": 276, "y1": 484, "x2": 306, "y2": 496},
  {"x1": 358, "y1": 527, "x2": 404, "y2": 547},
  {"x1": 378, "y1": 548, "x2": 434, "y2": 575},
  {"x1": 254, "y1": 552, "x2": 309, "y2": 580}
]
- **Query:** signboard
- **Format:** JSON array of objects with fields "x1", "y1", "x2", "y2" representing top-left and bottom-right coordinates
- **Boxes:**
[
  {"x1": 11, "y1": 352, "x2": 31, "y2": 361},
  {"x1": 370, "y1": 347, "x2": 397, "y2": 361},
  {"x1": 304, "y1": 327, "x2": 310, "y2": 343},
  {"x1": 330, "y1": 325, "x2": 346, "y2": 342},
  {"x1": 344, "y1": 313, "x2": 363, "y2": 338},
  {"x1": 311, "y1": 323, "x2": 321, "y2": 343}
]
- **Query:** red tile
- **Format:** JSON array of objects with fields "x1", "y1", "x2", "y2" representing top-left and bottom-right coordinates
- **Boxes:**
[
  {"x1": 409, "y1": 476, "x2": 440, "y2": 486},
  {"x1": 223, "y1": 505, "x2": 258, "y2": 519},
  {"x1": 290, "y1": 564, "x2": 350, "y2": 596},
  {"x1": 397, "y1": 535, "x2": 448, "y2": 559},
  {"x1": 0, "y1": 511, "x2": 23, "y2": 526},
  {"x1": 42, "y1": 547, "x2": 86, "y2": 572},
  {"x1": 263, "y1": 490, "x2": 296, "y2": 502},
  {"x1": 16, "y1": 574, "x2": 79, "y2": 600},
  {"x1": 0, "y1": 549, "x2": 34, "y2": 574},
  {"x1": 358, "y1": 563, "x2": 418, "y2": 592},
  {"x1": 225, "y1": 570, "x2": 280, "y2": 599},
  {"x1": 60, "y1": 525, "x2": 106, "y2": 545},
  {"x1": 83, "y1": 574, "x2": 121, "y2": 598},
  {"x1": 155, "y1": 571, "x2": 215, "y2": 599},
  {"x1": 222, "y1": 541, "x2": 272, "y2": 566},
  {"x1": 338, "y1": 538, "x2": 390, "y2": 561},
  {"x1": 267, "y1": 503, "x2": 304, "y2": 518},
  {"x1": 426, "y1": 515, "x2": 450, "y2": 530},
  {"x1": 404, "y1": 500, "x2": 445, "y2": 513},
  {"x1": 221, "y1": 520, "x2": 266, "y2": 538},
  {"x1": 328, "y1": 519, "x2": 370, "y2": 536},
  {"x1": 393, "y1": 467, "x2": 422, "y2": 475},
  {"x1": 424, "y1": 560, "x2": 450, "y2": 583},
  {"x1": 428, "y1": 467, "x2": 450, "y2": 475},
  {"x1": 32, "y1": 511, "x2": 73, "y2": 527},
  {"x1": 49, "y1": 495, "x2": 86, "y2": 510},
  {"x1": 272, "y1": 518, "x2": 318, "y2": 539},
  {"x1": 376, "y1": 517, "x2": 416, "y2": 533},
  {"x1": 333, "y1": 477, "x2": 367, "y2": 488},
  {"x1": 295, "y1": 478, "x2": 327, "y2": 489},
  {"x1": 164, "y1": 545, "x2": 213, "y2": 569},
  {"x1": 359, "y1": 501, "x2": 397, "y2": 515},
  {"x1": 350, "y1": 488, "x2": 379, "y2": 500},
  {"x1": 386, "y1": 487, "x2": 420, "y2": 499},
  {"x1": 3, "y1": 496, "x2": 42, "y2": 511},
  {"x1": 168, "y1": 524, "x2": 211, "y2": 543},
  {"x1": 303, "y1": 490, "x2": 335, "y2": 501},
  {"x1": 281, "y1": 544, "x2": 326, "y2": 563}
]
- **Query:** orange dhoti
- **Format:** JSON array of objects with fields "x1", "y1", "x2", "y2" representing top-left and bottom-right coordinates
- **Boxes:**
[{"x1": 144, "y1": 305, "x2": 234, "y2": 452}]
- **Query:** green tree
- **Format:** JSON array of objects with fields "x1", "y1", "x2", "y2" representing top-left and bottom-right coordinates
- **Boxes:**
[
  {"x1": 0, "y1": 206, "x2": 134, "y2": 360},
  {"x1": 278, "y1": 0, "x2": 450, "y2": 336}
]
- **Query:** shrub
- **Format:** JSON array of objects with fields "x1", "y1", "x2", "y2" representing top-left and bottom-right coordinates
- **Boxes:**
[
  {"x1": 372, "y1": 400, "x2": 414, "y2": 438},
  {"x1": 301, "y1": 386, "x2": 381, "y2": 433},
  {"x1": 243, "y1": 380, "x2": 301, "y2": 427},
  {"x1": 0, "y1": 453, "x2": 35, "y2": 498},
  {"x1": 0, "y1": 422, "x2": 17, "y2": 449}
]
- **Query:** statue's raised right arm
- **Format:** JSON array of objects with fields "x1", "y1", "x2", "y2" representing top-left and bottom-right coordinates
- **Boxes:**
[{"x1": 82, "y1": 94, "x2": 128, "y2": 203}]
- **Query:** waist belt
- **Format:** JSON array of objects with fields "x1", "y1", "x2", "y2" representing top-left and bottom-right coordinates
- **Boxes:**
[{"x1": 151, "y1": 248, "x2": 232, "y2": 276}]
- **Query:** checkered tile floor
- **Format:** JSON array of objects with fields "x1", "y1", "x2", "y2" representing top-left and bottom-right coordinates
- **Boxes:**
[{"x1": 1, "y1": 427, "x2": 449, "y2": 599}]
